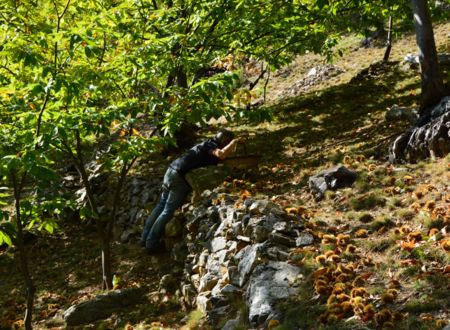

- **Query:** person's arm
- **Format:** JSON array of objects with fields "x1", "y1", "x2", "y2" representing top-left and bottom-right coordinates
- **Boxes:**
[{"x1": 212, "y1": 138, "x2": 244, "y2": 160}]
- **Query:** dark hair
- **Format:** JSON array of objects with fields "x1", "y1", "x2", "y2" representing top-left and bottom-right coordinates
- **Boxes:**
[{"x1": 213, "y1": 129, "x2": 234, "y2": 148}]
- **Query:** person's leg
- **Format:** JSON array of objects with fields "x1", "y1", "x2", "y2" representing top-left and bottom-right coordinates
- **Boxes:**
[
  {"x1": 139, "y1": 189, "x2": 168, "y2": 245},
  {"x1": 145, "y1": 169, "x2": 191, "y2": 250},
  {"x1": 139, "y1": 168, "x2": 172, "y2": 245}
]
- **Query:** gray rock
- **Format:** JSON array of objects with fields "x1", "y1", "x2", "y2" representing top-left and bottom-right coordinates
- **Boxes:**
[
  {"x1": 251, "y1": 225, "x2": 270, "y2": 243},
  {"x1": 63, "y1": 288, "x2": 144, "y2": 326},
  {"x1": 231, "y1": 221, "x2": 243, "y2": 236},
  {"x1": 295, "y1": 232, "x2": 314, "y2": 247},
  {"x1": 181, "y1": 283, "x2": 196, "y2": 307},
  {"x1": 211, "y1": 237, "x2": 227, "y2": 252},
  {"x1": 209, "y1": 305, "x2": 232, "y2": 326},
  {"x1": 246, "y1": 261, "x2": 301, "y2": 327},
  {"x1": 233, "y1": 243, "x2": 265, "y2": 287},
  {"x1": 270, "y1": 232, "x2": 295, "y2": 247},
  {"x1": 215, "y1": 249, "x2": 228, "y2": 263},
  {"x1": 220, "y1": 284, "x2": 241, "y2": 297},
  {"x1": 272, "y1": 221, "x2": 288, "y2": 232},
  {"x1": 119, "y1": 228, "x2": 137, "y2": 243},
  {"x1": 385, "y1": 104, "x2": 418, "y2": 124},
  {"x1": 221, "y1": 318, "x2": 240, "y2": 330},
  {"x1": 249, "y1": 200, "x2": 269, "y2": 215},
  {"x1": 206, "y1": 206, "x2": 220, "y2": 222},
  {"x1": 441, "y1": 323, "x2": 450, "y2": 330},
  {"x1": 196, "y1": 292, "x2": 212, "y2": 312},
  {"x1": 390, "y1": 101, "x2": 450, "y2": 163},
  {"x1": 308, "y1": 165, "x2": 357, "y2": 200},
  {"x1": 198, "y1": 273, "x2": 219, "y2": 293},
  {"x1": 266, "y1": 245, "x2": 290, "y2": 261},
  {"x1": 221, "y1": 312, "x2": 243, "y2": 330}
]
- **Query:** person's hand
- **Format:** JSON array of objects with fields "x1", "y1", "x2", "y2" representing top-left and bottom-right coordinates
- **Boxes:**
[{"x1": 235, "y1": 137, "x2": 246, "y2": 144}]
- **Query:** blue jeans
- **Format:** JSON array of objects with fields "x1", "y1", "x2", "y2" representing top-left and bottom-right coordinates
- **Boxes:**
[{"x1": 140, "y1": 167, "x2": 191, "y2": 249}]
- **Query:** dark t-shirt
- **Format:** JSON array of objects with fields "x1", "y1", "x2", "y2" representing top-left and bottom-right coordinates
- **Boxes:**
[{"x1": 169, "y1": 139, "x2": 220, "y2": 176}]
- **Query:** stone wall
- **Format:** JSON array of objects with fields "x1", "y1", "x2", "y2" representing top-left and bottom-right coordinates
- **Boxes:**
[{"x1": 173, "y1": 187, "x2": 314, "y2": 329}]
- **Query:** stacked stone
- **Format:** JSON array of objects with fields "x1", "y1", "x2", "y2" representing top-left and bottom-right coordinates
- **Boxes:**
[
  {"x1": 68, "y1": 170, "x2": 161, "y2": 243},
  {"x1": 178, "y1": 189, "x2": 314, "y2": 329},
  {"x1": 286, "y1": 65, "x2": 345, "y2": 97}
]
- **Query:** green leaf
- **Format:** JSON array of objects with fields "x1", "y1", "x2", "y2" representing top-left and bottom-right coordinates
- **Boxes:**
[
  {"x1": 0, "y1": 230, "x2": 12, "y2": 246},
  {"x1": 29, "y1": 164, "x2": 57, "y2": 182},
  {"x1": 80, "y1": 207, "x2": 98, "y2": 220}
]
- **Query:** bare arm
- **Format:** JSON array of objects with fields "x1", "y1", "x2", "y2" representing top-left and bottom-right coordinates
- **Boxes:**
[{"x1": 212, "y1": 138, "x2": 243, "y2": 160}]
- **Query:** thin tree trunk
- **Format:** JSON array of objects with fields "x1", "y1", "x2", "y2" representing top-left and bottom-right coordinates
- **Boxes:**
[
  {"x1": 411, "y1": 0, "x2": 446, "y2": 116},
  {"x1": 383, "y1": 15, "x2": 393, "y2": 62},
  {"x1": 101, "y1": 232, "x2": 113, "y2": 290},
  {"x1": 100, "y1": 158, "x2": 136, "y2": 291},
  {"x1": 12, "y1": 172, "x2": 35, "y2": 330}
]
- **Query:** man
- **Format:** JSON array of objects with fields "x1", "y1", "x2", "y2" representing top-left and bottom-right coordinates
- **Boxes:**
[{"x1": 140, "y1": 129, "x2": 243, "y2": 254}]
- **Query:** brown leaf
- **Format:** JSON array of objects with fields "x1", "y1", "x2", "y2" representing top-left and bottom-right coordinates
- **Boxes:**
[{"x1": 399, "y1": 240, "x2": 416, "y2": 251}]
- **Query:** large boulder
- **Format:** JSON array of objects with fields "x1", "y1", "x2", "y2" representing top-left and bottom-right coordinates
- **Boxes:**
[
  {"x1": 246, "y1": 261, "x2": 301, "y2": 327},
  {"x1": 308, "y1": 165, "x2": 357, "y2": 200},
  {"x1": 63, "y1": 288, "x2": 144, "y2": 326},
  {"x1": 390, "y1": 97, "x2": 450, "y2": 163}
]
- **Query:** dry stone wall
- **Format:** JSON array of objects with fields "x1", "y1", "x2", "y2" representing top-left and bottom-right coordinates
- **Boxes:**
[{"x1": 176, "y1": 187, "x2": 314, "y2": 329}]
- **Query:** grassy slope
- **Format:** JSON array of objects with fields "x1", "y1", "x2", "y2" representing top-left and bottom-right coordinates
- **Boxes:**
[{"x1": 0, "y1": 22, "x2": 449, "y2": 330}]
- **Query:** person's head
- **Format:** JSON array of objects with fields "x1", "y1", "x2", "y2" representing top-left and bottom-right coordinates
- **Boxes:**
[{"x1": 213, "y1": 129, "x2": 234, "y2": 148}]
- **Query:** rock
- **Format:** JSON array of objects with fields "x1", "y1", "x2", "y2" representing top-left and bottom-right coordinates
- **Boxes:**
[
  {"x1": 236, "y1": 235, "x2": 251, "y2": 243},
  {"x1": 249, "y1": 200, "x2": 271, "y2": 215},
  {"x1": 246, "y1": 262, "x2": 301, "y2": 327},
  {"x1": 251, "y1": 225, "x2": 270, "y2": 243},
  {"x1": 266, "y1": 245, "x2": 290, "y2": 261},
  {"x1": 390, "y1": 100, "x2": 450, "y2": 163},
  {"x1": 285, "y1": 65, "x2": 344, "y2": 96},
  {"x1": 171, "y1": 242, "x2": 188, "y2": 263},
  {"x1": 269, "y1": 232, "x2": 295, "y2": 247},
  {"x1": 196, "y1": 292, "x2": 212, "y2": 312},
  {"x1": 63, "y1": 288, "x2": 144, "y2": 326},
  {"x1": 385, "y1": 104, "x2": 418, "y2": 124},
  {"x1": 233, "y1": 243, "x2": 265, "y2": 287},
  {"x1": 198, "y1": 273, "x2": 219, "y2": 293},
  {"x1": 165, "y1": 216, "x2": 183, "y2": 237},
  {"x1": 186, "y1": 166, "x2": 231, "y2": 201},
  {"x1": 211, "y1": 237, "x2": 227, "y2": 252},
  {"x1": 403, "y1": 53, "x2": 450, "y2": 66},
  {"x1": 441, "y1": 323, "x2": 450, "y2": 330},
  {"x1": 295, "y1": 232, "x2": 314, "y2": 247},
  {"x1": 219, "y1": 284, "x2": 241, "y2": 298},
  {"x1": 206, "y1": 206, "x2": 220, "y2": 222},
  {"x1": 221, "y1": 317, "x2": 241, "y2": 330},
  {"x1": 402, "y1": 53, "x2": 420, "y2": 66},
  {"x1": 119, "y1": 228, "x2": 138, "y2": 243},
  {"x1": 181, "y1": 284, "x2": 196, "y2": 308},
  {"x1": 160, "y1": 274, "x2": 178, "y2": 293},
  {"x1": 308, "y1": 165, "x2": 357, "y2": 200}
]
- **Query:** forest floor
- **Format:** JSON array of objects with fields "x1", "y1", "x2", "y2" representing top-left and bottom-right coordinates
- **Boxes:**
[{"x1": 1, "y1": 22, "x2": 450, "y2": 330}]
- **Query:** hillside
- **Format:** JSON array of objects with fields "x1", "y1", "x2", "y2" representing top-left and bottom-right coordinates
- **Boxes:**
[{"x1": 1, "y1": 22, "x2": 450, "y2": 330}]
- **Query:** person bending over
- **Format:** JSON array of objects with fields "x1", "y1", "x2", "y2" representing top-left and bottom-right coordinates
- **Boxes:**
[{"x1": 140, "y1": 129, "x2": 243, "y2": 254}]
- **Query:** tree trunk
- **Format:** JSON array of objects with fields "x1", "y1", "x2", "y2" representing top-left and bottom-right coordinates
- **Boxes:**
[
  {"x1": 101, "y1": 231, "x2": 113, "y2": 290},
  {"x1": 12, "y1": 172, "x2": 35, "y2": 330},
  {"x1": 411, "y1": 0, "x2": 446, "y2": 117},
  {"x1": 383, "y1": 15, "x2": 393, "y2": 62}
]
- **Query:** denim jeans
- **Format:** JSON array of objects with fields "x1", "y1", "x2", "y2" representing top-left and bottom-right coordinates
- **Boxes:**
[{"x1": 140, "y1": 167, "x2": 191, "y2": 249}]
